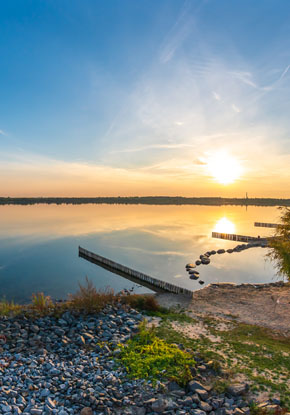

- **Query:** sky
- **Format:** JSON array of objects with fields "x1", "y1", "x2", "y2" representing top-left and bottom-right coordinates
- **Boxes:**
[{"x1": 0, "y1": 0, "x2": 290, "y2": 197}]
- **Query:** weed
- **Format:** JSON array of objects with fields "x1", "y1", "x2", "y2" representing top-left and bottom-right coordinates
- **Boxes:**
[
  {"x1": 68, "y1": 277, "x2": 115, "y2": 313},
  {"x1": 31, "y1": 292, "x2": 53, "y2": 313},
  {"x1": 0, "y1": 298, "x2": 22, "y2": 316}
]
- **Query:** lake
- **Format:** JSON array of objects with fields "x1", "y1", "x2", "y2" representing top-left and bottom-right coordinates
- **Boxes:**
[{"x1": 0, "y1": 204, "x2": 282, "y2": 303}]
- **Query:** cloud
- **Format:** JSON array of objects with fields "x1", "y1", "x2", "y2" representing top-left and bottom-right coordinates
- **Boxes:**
[
  {"x1": 0, "y1": 129, "x2": 6, "y2": 136},
  {"x1": 159, "y1": 1, "x2": 196, "y2": 63}
]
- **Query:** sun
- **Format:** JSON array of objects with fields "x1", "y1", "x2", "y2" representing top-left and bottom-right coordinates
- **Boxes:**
[{"x1": 206, "y1": 151, "x2": 242, "y2": 184}]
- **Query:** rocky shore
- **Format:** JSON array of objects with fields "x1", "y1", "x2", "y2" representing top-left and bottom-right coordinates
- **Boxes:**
[{"x1": 0, "y1": 304, "x2": 285, "y2": 415}]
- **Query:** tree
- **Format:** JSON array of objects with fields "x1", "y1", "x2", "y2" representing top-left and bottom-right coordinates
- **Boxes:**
[{"x1": 267, "y1": 207, "x2": 290, "y2": 281}]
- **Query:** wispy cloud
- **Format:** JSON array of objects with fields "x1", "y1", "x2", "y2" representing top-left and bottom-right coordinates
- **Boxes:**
[
  {"x1": 0, "y1": 129, "x2": 7, "y2": 136},
  {"x1": 159, "y1": 1, "x2": 195, "y2": 63}
]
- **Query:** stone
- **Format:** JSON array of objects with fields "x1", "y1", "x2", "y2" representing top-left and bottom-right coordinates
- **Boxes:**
[
  {"x1": 187, "y1": 381, "x2": 207, "y2": 393},
  {"x1": 227, "y1": 384, "x2": 249, "y2": 397},
  {"x1": 168, "y1": 381, "x2": 183, "y2": 391},
  {"x1": 192, "y1": 410, "x2": 207, "y2": 415},
  {"x1": 151, "y1": 398, "x2": 168, "y2": 413},
  {"x1": 80, "y1": 408, "x2": 94, "y2": 415},
  {"x1": 133, "y1": 408, "x2": 146, "y2": 415},
  {"x1": 199, "y1": 402, "x2": 213, "y2": 412},
  {"x1": 196, "y1": 389, "x2": 209, "y2": 400}
]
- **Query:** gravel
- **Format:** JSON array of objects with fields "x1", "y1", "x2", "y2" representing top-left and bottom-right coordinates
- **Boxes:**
[{"x1": 0, "y1": 305, "x2": 282, "y2": 415}]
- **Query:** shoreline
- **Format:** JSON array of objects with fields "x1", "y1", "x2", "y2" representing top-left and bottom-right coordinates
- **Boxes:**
[
  {"x1": 156, "y1": 280, "x2": 290, "y2": 337},
  {"x1": 1, "y1": 196, "x2": 290, "y2": 206}
]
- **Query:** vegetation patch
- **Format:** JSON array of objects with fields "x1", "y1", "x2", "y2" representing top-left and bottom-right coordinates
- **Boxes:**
[
  {"x1": 150, "y1": 312, "x2": 290, "y2": 409},
  {"x1": 117, "y1": 322, "x2": 195, "y2": 386}
]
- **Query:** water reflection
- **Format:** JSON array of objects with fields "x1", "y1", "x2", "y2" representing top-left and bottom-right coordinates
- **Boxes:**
[
  {"x1": 0, "y1": 204, "x2": 281, "y2": 303},
  {"x1": 213, "y1": 217, "x2": 236, "y2": 234}
]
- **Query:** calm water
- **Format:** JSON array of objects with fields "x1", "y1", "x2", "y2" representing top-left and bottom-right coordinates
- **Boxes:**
[{"x1": 0, "y1": 204, "x2": 282, "y2": 303}]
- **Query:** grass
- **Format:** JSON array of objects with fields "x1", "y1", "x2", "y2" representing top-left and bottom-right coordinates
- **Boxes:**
[
  {"x1": 0, "y1": 298, "x2": 22, "y2": 316},
  {"x1": 31, "y1": 292, "x2": 53, "y2": 312},
  {"x1": 0, "y1": 278, "x2": 162, "y2": 317},
  {"x1": 68, "y1": 277, "x2": 115, "y2": 313},
  {"x1": 117, "y1": 321, "x2": 195, "y2": 386}
]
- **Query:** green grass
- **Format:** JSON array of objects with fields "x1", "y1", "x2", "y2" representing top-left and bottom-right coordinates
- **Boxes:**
[{"x1": 117, "y1": 321, "x2": 195, "y2": 386}]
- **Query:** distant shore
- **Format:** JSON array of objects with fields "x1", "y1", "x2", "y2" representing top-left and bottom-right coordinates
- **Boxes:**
[{"x1": 1, "y1": 196, "x2": 290, "y2": 206}]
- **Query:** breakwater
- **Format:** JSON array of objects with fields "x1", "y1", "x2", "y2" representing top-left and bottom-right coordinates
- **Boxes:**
[
  {"x1": 212, "y1": 232, "x2": 268, "y2": 243},
  {"x1": 79, "y1": 246, "x2": 193, "y2": 297},
  {"x1": 254, "y1": 222, "x2": 278, "y2": 228}
]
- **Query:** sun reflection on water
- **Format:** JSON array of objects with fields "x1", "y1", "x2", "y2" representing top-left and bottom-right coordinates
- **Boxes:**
[{"x1": 213, "y1": 217, "x2": 236, "y2": 234}]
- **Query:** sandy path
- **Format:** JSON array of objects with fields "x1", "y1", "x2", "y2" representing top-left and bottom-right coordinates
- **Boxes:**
[{"x1": 156, "y1": 282, "x2": 290, "y2": 336}]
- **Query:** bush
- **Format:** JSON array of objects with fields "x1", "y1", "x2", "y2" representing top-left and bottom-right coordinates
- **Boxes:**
[
  {"x1": 268, "y1": 207, "x2": 290, "y2": 281},
  {"x1": 121, "y1": 294, "x2": 160, "y2": 311}
]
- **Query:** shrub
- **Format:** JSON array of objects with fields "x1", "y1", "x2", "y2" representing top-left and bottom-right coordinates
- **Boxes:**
[
  {"x1": 118, "y1": 322, "x2": 195, "y2": 386},
  {"x1": 121, "y1": 293, "x2": 160, "y2": 311},
  {"x1": 68, "y1": 277, "x2": 115, "y2": 313},
  {"x1": 267, "y1": 207, "x2": 290, "y2": 281}
]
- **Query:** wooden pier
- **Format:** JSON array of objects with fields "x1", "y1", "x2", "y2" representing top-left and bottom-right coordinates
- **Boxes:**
[
  {"x1": 211, "y1": 232, "x2": 267, "y2": 243},
  {"x1": 254, "y1": 222, "x2": 278, "y2": 228},
  {"x1": 79, "y1": 246, "x2": 193, "y2": 297}
]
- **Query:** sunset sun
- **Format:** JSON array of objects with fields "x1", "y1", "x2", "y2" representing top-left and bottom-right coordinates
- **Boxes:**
[{"x1": 206, "y1": 151, "x2": 242, "y2": 185}]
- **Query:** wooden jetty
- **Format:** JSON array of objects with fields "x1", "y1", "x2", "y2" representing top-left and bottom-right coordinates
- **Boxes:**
[
  {"x1": 211, "y1": 232, "x2": 267, "y2": 243},
  {"x1": 79, "y1": 246, "x2": 193, "y2": 297},
  {"x1": 254, "y1": 222, "x2": 278, "y2": 228}
]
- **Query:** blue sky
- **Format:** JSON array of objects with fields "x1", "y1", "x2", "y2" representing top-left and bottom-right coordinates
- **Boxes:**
[{"x1": 1, "y1": 0, "x2": 290, "y2": 196}]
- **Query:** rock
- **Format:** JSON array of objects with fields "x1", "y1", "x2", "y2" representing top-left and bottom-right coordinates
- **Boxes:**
[
  {"x1": 196, "y1": 389, "x2": 209, "y2": 400},
  {"x1": 192, "y1": 410, "x2": 207, "y2": 415},
  {"x1": 217, "y1": 249, "x2": 226, "y2": 254},
  {"x1": 80, "y1": 408, "x2": 94, "y2": 415},
  {"x1": 168, "y1": 381, "x2": 183, "y2": 392},
  {"x1": 187, "y1": 380, "x2": 207, "y2": 393},
  {"x1": 151, "y1": 398, "x2": 168, "y2": 413},
  {"x1": 133, "y1": 408, "x2": 146, "y2": 415},
  {"x1": 190, "y1": 274, "x2": 199, "y2": 280},
  {"x1": 30, "y1": 409, "x2": 43, "y2": 415},
  {"x1": 195, "y1": 260, "x2": 202, "y2": 266},
  {"x1": 199, "y1": 402, "x2": 213, "y2": 412},
  {"x1": 183, "y1": 397, "x2": 193, "y2": 406},
  {"x1": 191, "y1": 394, "x2": 201, "y2": 404},
  {"x1": 233, "y1": 409, "x2": 245, "y2": 415},
  {"x1": 227, "y1": 384, "x2": 249, "y2": 396}
]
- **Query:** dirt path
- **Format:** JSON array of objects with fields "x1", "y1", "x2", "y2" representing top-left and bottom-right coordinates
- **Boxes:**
[{"x1": 156, "y1": 281, "x2": 290, "y2": 336}]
